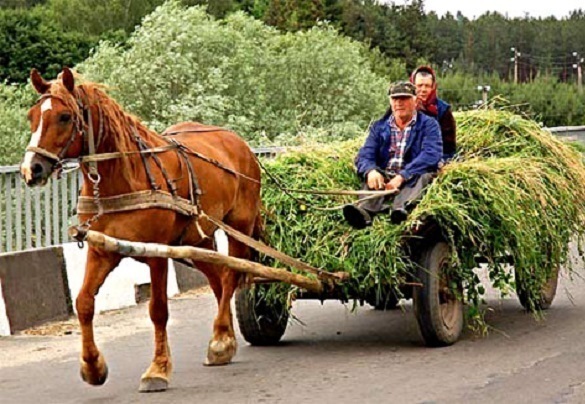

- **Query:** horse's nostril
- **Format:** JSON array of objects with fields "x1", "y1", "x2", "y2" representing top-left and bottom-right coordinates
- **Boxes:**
[{"x1": 32, "y1": 163, "x2": 43, "y2": 174}]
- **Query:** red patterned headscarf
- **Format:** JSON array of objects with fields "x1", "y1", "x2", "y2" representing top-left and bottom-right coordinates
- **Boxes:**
[{"x1": 410, "y1": 65, "x2": 438, "y2": 117}]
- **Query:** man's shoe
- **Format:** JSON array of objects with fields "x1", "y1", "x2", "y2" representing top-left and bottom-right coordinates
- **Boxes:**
[
  {"x1": 390, "y1": 208, "x2": 408, "y2": 224},
  {"x1": 343, "y1": 204, "x2": 372, "y2": 229}
]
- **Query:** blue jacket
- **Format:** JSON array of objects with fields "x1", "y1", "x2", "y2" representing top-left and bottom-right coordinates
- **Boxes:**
[{"x1": 355, "y1": 110, "x2": 442, "y2": 182}]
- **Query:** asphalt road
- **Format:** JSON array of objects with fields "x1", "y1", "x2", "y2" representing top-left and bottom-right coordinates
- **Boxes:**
[{"x1": 2, "y1": 264, "x2": 585, "y2": 404}]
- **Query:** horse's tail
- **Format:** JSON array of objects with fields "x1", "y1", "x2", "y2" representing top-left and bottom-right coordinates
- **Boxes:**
[
  {"x1": 252, "y1": 209, "x2": 265, "y2": 242},
  {"x1": 249, "y1": 208, "x2": 265, "y2": 264}
]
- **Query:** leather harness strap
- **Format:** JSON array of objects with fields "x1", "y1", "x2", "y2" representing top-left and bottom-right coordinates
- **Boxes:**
[
  {"x1": 76, "y1": 190, "x2": 198, "y2": 217},
  {"x1": 25, "y1": 146, "x2": 60, "y2": 162},
  {"x1": 133, "y1": 127, "x2": 160, "y2": 191}
]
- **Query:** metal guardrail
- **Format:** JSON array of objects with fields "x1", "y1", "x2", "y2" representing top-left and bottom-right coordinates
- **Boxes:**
[
  {"x1": 1, "y1": 129, "x2": 584, "y2": 254},
  {"x1": 548, "y1": 126, "x2": 585, "y2": 142},
  {"x1": 0, "y1": 168, "x2": 82, "y2": 253}
]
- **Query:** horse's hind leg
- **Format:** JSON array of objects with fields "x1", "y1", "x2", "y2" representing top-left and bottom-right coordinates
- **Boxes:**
[
  {"x1": 204, "y1": 239, "x2": 249, "y2": 366},
  {"x1": 204, "y1": 268, "x2": 240, "y2": 366},
  {"x1": 77, "y1": 248, "x2": 121, "y2": 386},
  {"x1": 139, "y1": 257, "x2": 173, "y2": 393}
]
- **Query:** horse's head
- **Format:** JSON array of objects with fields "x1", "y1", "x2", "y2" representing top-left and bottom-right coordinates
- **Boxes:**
[{"x1": 20, "y1": 67, "x2": 85, "y2": 186}]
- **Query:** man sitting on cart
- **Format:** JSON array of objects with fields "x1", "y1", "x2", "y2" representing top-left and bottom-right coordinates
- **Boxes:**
[{"x1": 343, "y1": 81, "x2": 442, "y2": 229}]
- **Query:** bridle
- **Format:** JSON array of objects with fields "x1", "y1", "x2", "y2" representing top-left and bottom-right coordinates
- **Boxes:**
[{"x1": 25, "y1": 92, "x2": 100, "y2": 180}]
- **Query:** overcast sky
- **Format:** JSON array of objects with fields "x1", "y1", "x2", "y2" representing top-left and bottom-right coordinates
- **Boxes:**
[{"x1": 387, "y1": 0, "x2": 584, "y2": 19}]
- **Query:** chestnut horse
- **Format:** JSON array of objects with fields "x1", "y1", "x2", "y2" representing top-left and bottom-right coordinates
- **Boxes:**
[{"x1": 20, "y1": 68, "x2": 262, "y2": 392}]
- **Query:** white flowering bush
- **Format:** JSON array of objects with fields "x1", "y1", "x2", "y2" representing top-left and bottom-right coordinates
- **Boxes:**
[{"x1": 79, "y1": 2, "x2": 389, "y2": 144}]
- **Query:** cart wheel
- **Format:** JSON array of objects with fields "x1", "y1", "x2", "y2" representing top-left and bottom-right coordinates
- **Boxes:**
[
  {"x1": 235, "y1": 285, "x2": 289, "y2": 346},
  {"x1": 516, "y1": 266, "x2": 560, "y2": 311},
  {"x1": 413, "y1": 241, "x2": 464, "y2": 347},
  {"x1": 367, "y1": 291, "x2": 400, "y2": 310}
]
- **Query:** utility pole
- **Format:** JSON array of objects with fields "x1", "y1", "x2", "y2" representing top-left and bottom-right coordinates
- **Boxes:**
[
  {"x1": 477, "y1": 85, "x2": 491, "y2": 108},
  {"x1": 510, "y1": 47, "x2": 520, "y2": 84},
  {"x1": 573, "y1": 52, "x2": 583, "y2": 94}
]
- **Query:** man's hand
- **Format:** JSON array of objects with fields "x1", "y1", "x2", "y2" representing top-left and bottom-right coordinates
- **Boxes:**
[
  {"x1": 367, "y1": 170, "x2": 385, "y2": 190},
  {"x1": 386, "y1": 174, "x2": 405, "y2": 190}
]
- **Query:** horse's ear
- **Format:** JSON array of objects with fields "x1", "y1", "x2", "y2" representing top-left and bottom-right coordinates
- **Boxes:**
[
  {"x1": 61, "y1": 67, "x2": 75, "y2": 93},
  {"x1": 30, "y1": 69, "x2": 50, "y2": 94}
]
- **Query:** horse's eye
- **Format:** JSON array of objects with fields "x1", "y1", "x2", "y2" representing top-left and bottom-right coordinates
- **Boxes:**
[{"x1": 59, "y1": 113, "x2": 72, "y2": 123}]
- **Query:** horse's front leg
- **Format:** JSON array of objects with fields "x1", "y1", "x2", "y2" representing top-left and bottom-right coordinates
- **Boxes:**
[
  {"x1": 77, "y1": 247, "x2": 121, "y2": 385},
  {"x1": 139, "y1": 257, "x2": 173, "y2": 393}
]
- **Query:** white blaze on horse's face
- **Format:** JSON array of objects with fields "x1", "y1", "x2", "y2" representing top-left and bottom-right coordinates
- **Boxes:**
[{"x1": 21, "y1": 98, "x2": 52, "y2": 182}]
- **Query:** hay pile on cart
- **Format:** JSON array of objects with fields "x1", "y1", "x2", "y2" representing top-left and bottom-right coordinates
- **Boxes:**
[{"x1": 241, "y1": 109, "x2": 585, "y2": 346}]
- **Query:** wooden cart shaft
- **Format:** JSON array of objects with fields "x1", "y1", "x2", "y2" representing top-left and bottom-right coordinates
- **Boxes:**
[{"x1": 70, "y1": 229, "x2": 326, "y2": 294}]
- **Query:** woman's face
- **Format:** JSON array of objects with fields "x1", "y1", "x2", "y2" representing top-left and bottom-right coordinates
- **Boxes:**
[{"x1": 414, "y1": 74, "x2": 435, "y2": 103}]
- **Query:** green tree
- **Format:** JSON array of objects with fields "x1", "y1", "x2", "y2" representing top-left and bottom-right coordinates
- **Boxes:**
[
  {"x1": 263, "y1": 0, "x2": 286, "y2": 29},
  {"x1": 426, "y1": 12, "x2": 464, "y2": 69},
  {"x1": 0, "y1": 0, "x2": 45, "y2": 7},
  {"x1": 0, "y1": 7, "x2": 96, "y2": 83},
  {"x1": 45, "y1": 0, "x2": 164, "y2": 35},
  {"x1": 182, "y1": 0, "x2": 236, "y2": 18}
]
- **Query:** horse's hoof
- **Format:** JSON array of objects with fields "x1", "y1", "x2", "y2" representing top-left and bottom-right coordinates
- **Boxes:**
[
  {"x1": 80, "y1": 359, "x2": 109, "y2": 386},
  {"x1": 139, "y1": 376, "x2": 169, "y2": 393},
  {"x1": 204, "y1": 338, "x2": 237, "y2": 366}
]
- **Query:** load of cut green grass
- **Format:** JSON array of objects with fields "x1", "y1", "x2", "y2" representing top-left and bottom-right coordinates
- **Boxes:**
[{"x1": 259, "y1": 109, "x2": 585, "y2": 316}]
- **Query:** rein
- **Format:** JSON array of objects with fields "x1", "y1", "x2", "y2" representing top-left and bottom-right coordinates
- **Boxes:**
[
  {"x1": 252, "y1": 153, "x2": 397, "y2": 211},
  {"x1": 163, "y1": 129, "x2": 396, "y2": 211}
]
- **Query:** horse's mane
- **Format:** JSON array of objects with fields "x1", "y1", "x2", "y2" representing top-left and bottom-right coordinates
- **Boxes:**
[{"x1": 48, "y1": 79, "x2": 164, "y2": 186}]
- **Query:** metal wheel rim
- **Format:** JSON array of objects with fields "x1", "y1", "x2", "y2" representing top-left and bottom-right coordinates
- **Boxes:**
[
  {"x1": 438, "y1": 259, "x2": 461, "y2": 330},
  {"x1": 541, "y1": 268, "x2": 559, "y2": 300}
]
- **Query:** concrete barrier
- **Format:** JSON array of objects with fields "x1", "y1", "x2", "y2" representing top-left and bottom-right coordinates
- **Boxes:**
[
  {"x1": 0, "y1": 243, "x2": 209, "y2": 336},
  {"x1": 0, "y1": 281, "x2": 12, "y2": 335},
  {"x1": 62, "y1": 243, "x2": 180, "y2": 314},
  {"x1": 0, "y1": 247, "x2": 72, "y2": 335},
  {"x1": 173, "y1": 259, "x2": 209, "y2": 292}
]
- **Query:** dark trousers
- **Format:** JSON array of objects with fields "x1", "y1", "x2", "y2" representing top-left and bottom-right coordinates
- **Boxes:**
[{"x1": 357, "y1": 172, "x2": 436, "y2": 214}]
